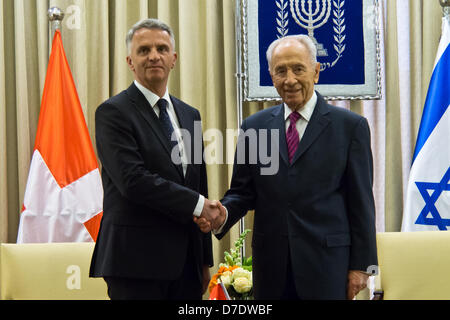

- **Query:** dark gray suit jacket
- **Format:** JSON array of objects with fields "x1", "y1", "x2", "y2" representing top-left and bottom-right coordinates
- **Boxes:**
[
  {"x1": 90, "y1": 82, "x2": 213, "y2": 283},
  {"x1": 217, "y1": 92, "x2": 377, "y2": 299}
]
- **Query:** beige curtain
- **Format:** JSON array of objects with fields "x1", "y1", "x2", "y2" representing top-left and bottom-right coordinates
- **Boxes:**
[{"x1": 0, "y1": 0, "x2": 445, "y2": 293}]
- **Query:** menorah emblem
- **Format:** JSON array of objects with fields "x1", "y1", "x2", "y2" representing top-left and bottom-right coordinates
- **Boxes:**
[{"x1": 289, "y1": 0, "x2": 332, "y2": 56}]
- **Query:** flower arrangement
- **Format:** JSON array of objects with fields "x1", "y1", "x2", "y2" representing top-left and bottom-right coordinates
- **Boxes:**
[{"x1": 209, "y1": 229, "x2": 253, "y2": 300}]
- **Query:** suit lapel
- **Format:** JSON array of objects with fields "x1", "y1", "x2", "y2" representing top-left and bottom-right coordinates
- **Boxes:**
[
  {"x1": 268, "y1": 104, "x2": 289, "y2": 166},
  {"x1": 126, "y1": 83, "x2": 184, "y2": 180},
  {"x1": 170, "y1": 96, "x2": 193, "y2": 179},
  {"x1": 171, "y1": 96, "x2": 193, "y2": 141},
  {"x1": 290, "y1": 92, "x2": 331, "y2": 165}
]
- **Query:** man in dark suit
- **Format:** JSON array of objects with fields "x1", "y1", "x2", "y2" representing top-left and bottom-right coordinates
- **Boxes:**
[
  {"x1": 196, "y1": 35, "x2": 377, "y2": 300},
  {"x1": 89, "y1": 18, "x2": 221, "y2": 300}
]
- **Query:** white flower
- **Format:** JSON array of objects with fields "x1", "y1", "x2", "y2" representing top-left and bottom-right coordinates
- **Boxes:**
[
  {"x1": 219, "y1": 271, "x2": 232, "y2": 289},
  {"x1": 231, "y1": 267, "x2": 252, "y2": 282},
  {"x1": 233, "y1": 277, "x2": 252, "y2": 293},
  {"x1": 231, "y1": 267, "x2": 252, "y2": 294}
]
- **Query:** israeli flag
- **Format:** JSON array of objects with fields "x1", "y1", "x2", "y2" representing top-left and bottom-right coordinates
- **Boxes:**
[{"x1": 401, "y1": 16, "x2": 450, "y2": 232}]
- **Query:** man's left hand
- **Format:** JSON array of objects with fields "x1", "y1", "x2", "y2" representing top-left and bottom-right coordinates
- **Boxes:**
[{"x1": 347, "y1": 270, "x2": 369, "y2": 300}]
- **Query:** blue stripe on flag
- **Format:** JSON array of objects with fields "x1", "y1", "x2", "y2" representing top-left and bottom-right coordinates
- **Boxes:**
[{"x1": 412, "y1": 44, "x2": 450, "y2": 163}]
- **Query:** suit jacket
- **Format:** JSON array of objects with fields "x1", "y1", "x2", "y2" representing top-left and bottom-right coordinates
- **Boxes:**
[
  {"x1": 90, "y1": 82, "x2": 213, "y2": 283},
  {"x1": 217, "y1": 92, "x2": 377, "y2": 299}
]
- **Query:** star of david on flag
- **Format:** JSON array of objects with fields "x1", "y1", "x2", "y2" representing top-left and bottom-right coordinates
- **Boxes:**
[
  {"x1": 414, "y1": 168, "x2": 450, "y2": 230},
  {"x1": 401, "y1": 16, "x2": 450, "y2": 232}
]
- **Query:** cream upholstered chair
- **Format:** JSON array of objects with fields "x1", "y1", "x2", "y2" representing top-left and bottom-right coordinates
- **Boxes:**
[
  {"x1": 0, "y1": 242, "x2": 109, "y2": 300},
  {"x1": 374, "y1": 231, "x2": 450, "y2": 300}
]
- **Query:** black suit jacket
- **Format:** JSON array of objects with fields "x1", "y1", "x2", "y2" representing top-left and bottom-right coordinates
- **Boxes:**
[
  {"x1": 217, "y1": 92, "x2": 377, "y2": 299},
  {"x1": 90, "y1": 83, "x2": 213, "y2": 282}
]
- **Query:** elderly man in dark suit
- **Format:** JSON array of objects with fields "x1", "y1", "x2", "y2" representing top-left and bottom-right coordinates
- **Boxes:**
[
  {"x1": 89, "y1": 18, "x2": 222, "y2": 300},
  {"x1": 196, "y1": 35, "x2": 377, "y2": 300}
]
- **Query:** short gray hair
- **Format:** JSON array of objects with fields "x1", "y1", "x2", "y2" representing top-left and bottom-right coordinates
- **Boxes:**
[
  {"x1": 266, "y1": 35, "x2": 317, "y2": 71},
  {"x1": 126, "y1": 18, "x2": 176, "y2": 54}
]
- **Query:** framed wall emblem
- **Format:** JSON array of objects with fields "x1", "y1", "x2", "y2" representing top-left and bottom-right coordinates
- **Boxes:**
[{"x1": 241, "y1": 0, "x2": 382, "y2": 100}]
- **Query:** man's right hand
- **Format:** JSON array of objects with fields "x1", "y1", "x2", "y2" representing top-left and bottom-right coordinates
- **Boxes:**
[{"x1": 194, "y1": 199, "x2": 226, "y2": 232}]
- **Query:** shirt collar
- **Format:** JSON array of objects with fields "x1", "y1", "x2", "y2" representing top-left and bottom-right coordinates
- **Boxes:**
[
  {"x1": 284, "y1": 91, "x2": 317, "y2": 122},
  {"x1": 134, "y1": 80, "x2": 170, "y2": 108}
]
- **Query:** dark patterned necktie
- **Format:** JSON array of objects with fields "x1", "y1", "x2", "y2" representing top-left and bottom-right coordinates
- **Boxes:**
[
  {"x1": 157, "y1": 99, "x2": 178, "y2": 150},
  {"x1": 286, "y1": 111, "x2": 301, "y2": 163}
]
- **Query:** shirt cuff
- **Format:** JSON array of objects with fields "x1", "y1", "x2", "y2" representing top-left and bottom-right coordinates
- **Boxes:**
[{"x1": 193, "y1": 194, "x2": 205, "y2": 217}]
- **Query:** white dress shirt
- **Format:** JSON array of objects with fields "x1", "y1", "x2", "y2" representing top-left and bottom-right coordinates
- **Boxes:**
[
  {"x1": 284, "y1": 91, "x2": 317, "y2": 138},
  {"x1": 134, "y1": 80, "x2": 205, "y2": 217}
]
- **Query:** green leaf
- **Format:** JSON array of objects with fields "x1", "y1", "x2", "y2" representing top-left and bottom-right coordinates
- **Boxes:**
[{"x1": 242, "y1": 265, "x2": 252, "y2": 272}]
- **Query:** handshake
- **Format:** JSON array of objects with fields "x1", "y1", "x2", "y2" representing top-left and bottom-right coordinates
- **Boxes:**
[{"x1": 193, "y1": 199, "x2": 227, "y2": 233}]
